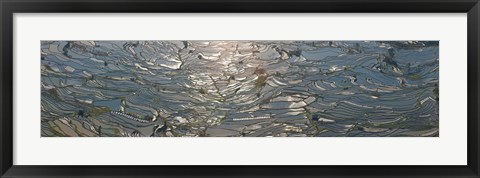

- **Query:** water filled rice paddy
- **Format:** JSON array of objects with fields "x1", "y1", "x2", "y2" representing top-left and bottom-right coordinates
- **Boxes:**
[{"x1": 41, "y1": 41, "x2": 439, "y2": 137}]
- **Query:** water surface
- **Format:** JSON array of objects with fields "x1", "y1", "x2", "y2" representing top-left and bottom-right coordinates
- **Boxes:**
[{"x1": 41, "y1": 41, "x2": 439, "y2": 137}]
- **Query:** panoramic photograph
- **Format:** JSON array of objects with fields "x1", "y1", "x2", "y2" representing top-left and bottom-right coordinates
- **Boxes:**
[{"x1": 41, "y1": 41, "x2": 439, "y2": 137}]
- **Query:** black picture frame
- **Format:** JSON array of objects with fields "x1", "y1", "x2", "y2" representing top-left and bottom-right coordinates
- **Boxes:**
[{"x1": 1, "y1": 0, "x2": 479, "y2": 177}]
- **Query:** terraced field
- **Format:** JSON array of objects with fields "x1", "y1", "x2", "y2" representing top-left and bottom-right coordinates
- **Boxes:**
[{"x1": 41, "y1": 41, "x2": 439, "y2": 137}]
